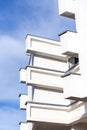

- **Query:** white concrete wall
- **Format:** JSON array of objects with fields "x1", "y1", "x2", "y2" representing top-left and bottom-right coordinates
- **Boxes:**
[
  {"x1": 58, "y1": 0, "x2": 87, "y2": 100},
  {"x1": 26, "y1": 102, "x2": 87, "y2": 125},
  {"x1": 26, "y1": 102, "x2": 69, "y2": 124},
  {"x1": 20, "y1": 68, "x2": 26, "y2": 83},
  {"x1": 60, "y1": 31, "x2": 79, "y2": 55},
  {"x1": 58, "y1": 0, "x2": 78, "y2": 18},
  {"x1": 26, "y1": 35, "x2": 61, "y2": 55},
  {"x1": 59, "y1": 0, "x2": 87, "y2": 75},
  {"x1": 33, "y1": 88, "x2": 71, "y2": 105},
  {"x1": 63, "y1": 75, "x2": 87, "y2": 99},
  {"x1": 34, "y1": 56, "x2": 68, "y2": 71},
  {"x1": 20, "y1": 66, "x2": 64, "y2": 91},
  {"x1": 19, "y1": 94, "x2": 28, "y2": 109},
  {"x1": 26, "y1": 35, "x2": 67, "y2": 62}
]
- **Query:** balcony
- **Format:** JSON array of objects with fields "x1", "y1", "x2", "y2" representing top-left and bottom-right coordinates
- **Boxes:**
[
  {"x1": 58, "y1": 0, "x2": 77, "y2": 19},
  {"x1": 26, "y1": 101, "x2": 69, "y2": 125},
  {"x1": 20, "y1": 66, "x2": 64, "y2": 92},
  {"x1": 19, "y1": 94, "x2": 28, "y2": 110},
  {"x1": 26, "y1": 101, "x2": 87, "y2": 125},
  {"x1": 60, "y1": 31, "x2": 79, "y2": 56},
  {"x1": 63, "y1": 74, "x2": 87, "y2": 101},
  {"x1": 19, "y1": 68, "x2": 26, "y2": 83},
  {"x1": 26, "y1": 35, "x2": 67, "y2": 62}
]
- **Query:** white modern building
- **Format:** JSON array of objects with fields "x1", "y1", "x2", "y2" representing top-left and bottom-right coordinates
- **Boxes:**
[{"x1": 19, "y1": 0, "x2": 87, "y2": 130}]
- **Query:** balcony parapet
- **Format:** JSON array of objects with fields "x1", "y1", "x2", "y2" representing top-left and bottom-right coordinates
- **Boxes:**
[
  {"x1": 20, "y1": 66, "x2": 80, "y2": 92},
  {"x1": 19, "y1": 94, "x2": 28, "y2": 110},
  {"x1": 59, "y1": 31, "x2": 79, "y2": 56},
  {"x1": 63, "y1": 74, "x2": 87, "y2": 101},
  {"x1": 26, "y1": 101, "x2": 87, "y2": 125},
  {"x1": 58, "y1": 0, "x2": 78, "y2": 19},
  {"x1": 20, "y1": 66, "x2": 63, "y2": 92},
  {"x1": 26, "y1": 35, "x2": 67, "y2": 62},
  {"x1": 29, "y1": 54, "x2": 68, "y2": 71}
]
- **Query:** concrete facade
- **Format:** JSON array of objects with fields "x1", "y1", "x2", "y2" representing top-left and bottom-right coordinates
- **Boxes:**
[{"x1": 19, "y1": 0, "x2": 87, "y2": 130}]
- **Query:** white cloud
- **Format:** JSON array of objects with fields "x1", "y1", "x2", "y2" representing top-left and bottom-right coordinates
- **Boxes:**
[
  {"x1": 0, "y1": 35, "x2": 27, "y2": 130},
  {"x1": 0, "y1": 35, "x2": 27, "y2": 101}
]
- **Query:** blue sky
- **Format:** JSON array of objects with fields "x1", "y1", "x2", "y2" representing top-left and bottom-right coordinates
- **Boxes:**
[{"x1": 0, "y1": 0, "x2": 76, "y2": 130}]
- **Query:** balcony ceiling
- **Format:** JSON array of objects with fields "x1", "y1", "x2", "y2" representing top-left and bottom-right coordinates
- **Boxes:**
[{"x1": 33, "y1": 122, "x2": 71, "y2": 130}]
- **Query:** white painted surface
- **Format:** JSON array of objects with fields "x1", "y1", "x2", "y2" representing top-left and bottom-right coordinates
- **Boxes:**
[
  {"x1": 60, "y1": 31, "x2": 79, "y2": 54},
  {"x1": 20, "y1": 67, "x2": 64, "y2": 91},
  {"x1": 26, "y1": 102, "x2": 69, "y2": 124},
  {"x1": 64, "y1": 75, "x2": 87, "y2": 99},
  {"x1": 19, "y1": 94, "x2": 28, "y2": 109},
  {"x1": 20, "y1": 68, "x2": 26, "y2": 83},
  {"x1": 33, "y1": 88, "x2": 71, "y2": 105},
  {"x1": 59, "y1": 0, "x2": 87, "y2": 100},
  {"x1": 59, "y1": 0, "x2": 87, "y2": 76},
  {"x1": 26, "y1": 35, "x2": 67, "y2": 61},
  {"x1": 34, "y1": 56, "x2": 68, "y2": 71},
  {"x1": 58, "y1": 0, "x2": 77, "y2": 18},
  {"x1": 26, "y1": 102, "x2": 87, "y2": 125}
]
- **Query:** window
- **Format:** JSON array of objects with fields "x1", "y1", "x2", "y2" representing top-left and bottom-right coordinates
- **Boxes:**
[{"x1": 68, "y1": 56, "x2": 79, "y2": 70}]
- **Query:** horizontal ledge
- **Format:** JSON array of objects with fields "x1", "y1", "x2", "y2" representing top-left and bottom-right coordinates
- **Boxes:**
[
  {"x1": 25, "y1": 101, "x2": 78, "y2": 107},
  {"x1": 26, "y1": 50, "x2": 67, "y2": 62},
  {"x1": 25, "y1": 34, "x2": 60, "y2": 44},
  {"x1": 20, "y1": 65, "x2": 81, "y2": 76}
]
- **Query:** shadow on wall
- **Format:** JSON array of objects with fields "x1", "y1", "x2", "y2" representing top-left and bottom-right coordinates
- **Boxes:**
[
  {"x1": 81, "y1": 102, "x2": 87, "y2": 124},
  {"x1": 72, "y1": 102, "x2": 87, "y2": 129},
  {"x1": 33, "y1": 122, "x2": 71, "y2": 130}
]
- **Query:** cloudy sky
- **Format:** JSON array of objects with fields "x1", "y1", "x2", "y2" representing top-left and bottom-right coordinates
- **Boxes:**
[{"x1": 0, "y1": 0, "x2": 76, "y2": 130}]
